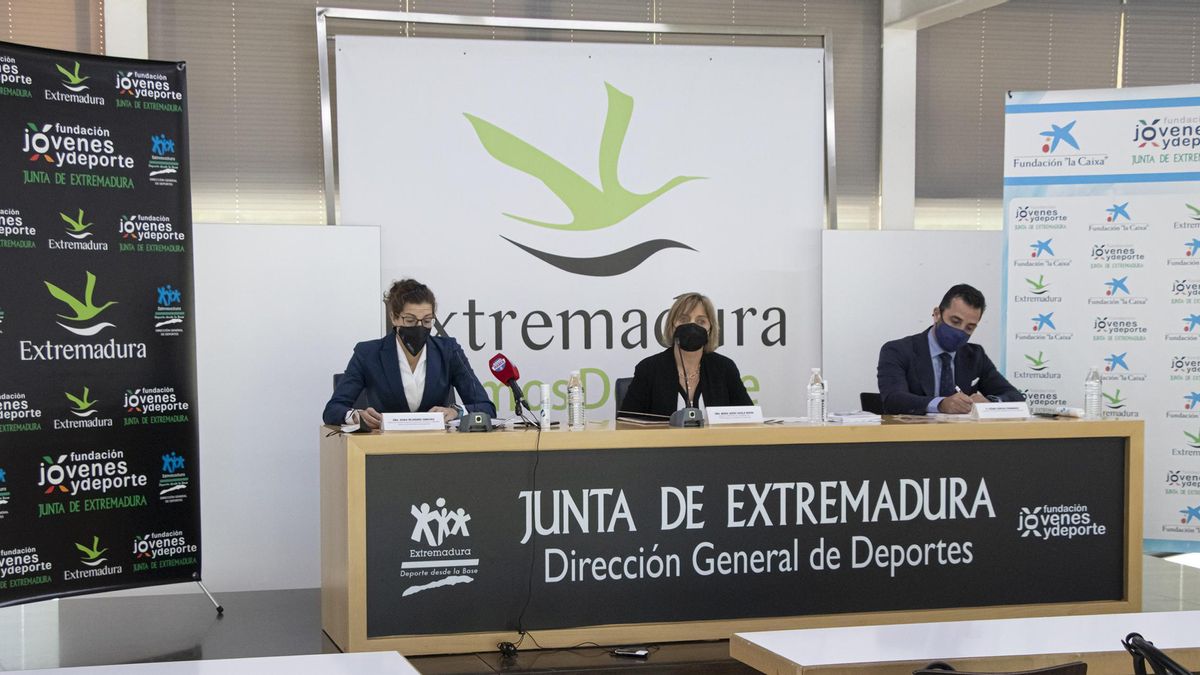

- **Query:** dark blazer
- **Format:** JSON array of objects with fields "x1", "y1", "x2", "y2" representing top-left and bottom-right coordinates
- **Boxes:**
[
  {"x1": 877, "y1": 327, "x2": 1023, "y2": 415},
  {"x1": 322, "y1": 333, "x2": 496, "y2": 424},
  {"x1": 621, "y1": 347, "x2": 753, "y2": 417}
]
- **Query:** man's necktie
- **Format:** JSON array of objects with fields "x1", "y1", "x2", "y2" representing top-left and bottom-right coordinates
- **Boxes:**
[{"x1": 939, "y1": 352, "x2": 955, "y2": 398}]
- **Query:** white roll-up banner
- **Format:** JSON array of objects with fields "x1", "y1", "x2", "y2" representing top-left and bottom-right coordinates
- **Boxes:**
[{"x1": 1003, "y1": 83, "x2": 1200, "y2": 552}]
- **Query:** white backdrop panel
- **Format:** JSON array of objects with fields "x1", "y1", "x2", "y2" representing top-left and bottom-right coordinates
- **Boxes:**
[
  {"x1": 115, "y1": 223, "x2": 381, "y2": 595},
  {"x1": 821, "y1": 230, "x2": 1003, "y2": 413},
  {"x1": 335, "y1": 36, "x2": 825, "y2": 417}
]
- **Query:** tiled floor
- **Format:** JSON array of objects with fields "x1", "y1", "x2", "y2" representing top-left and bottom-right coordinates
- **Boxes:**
[
  {"x1": 1141, "y1": 554, "x2": 1200, "y2": 612},
  {"x1": 0, "y1": 555, "x2": 1197, "y2": 673}
]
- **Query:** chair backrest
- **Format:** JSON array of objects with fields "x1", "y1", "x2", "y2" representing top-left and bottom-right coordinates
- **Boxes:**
[
  {"x1": 860, "y1": 392, "x2": 883, "y2": 415},
  {"x1": 614, "y1": 377, "x2": 633, "y2": 414},
  {"x1": 332, "y1": 373, "x2": 369, "y2": 410},
  {"x1": 913, "y1": 661, "x2": 1087, "y2": 675}
]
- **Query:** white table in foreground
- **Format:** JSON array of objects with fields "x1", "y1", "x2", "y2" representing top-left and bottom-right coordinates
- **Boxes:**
[
  {"x1": 732, "y1": 611, "x2": 1200, "y2": 675},
  {"x1": 4, "y1": 652, "x2": 418, "y2": 675}
]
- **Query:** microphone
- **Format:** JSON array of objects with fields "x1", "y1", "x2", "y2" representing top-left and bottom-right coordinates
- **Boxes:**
[{"x1": 489, "y1": 353, "x2": 529, "y2": 415}]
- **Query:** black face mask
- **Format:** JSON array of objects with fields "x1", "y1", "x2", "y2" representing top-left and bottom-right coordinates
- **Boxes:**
[
  {"x1": 675, "y1": 323, "x2": 708, "y2": 352},
  {"x1": 395, "y1": 325, "x2": 430, "y2": 355}
]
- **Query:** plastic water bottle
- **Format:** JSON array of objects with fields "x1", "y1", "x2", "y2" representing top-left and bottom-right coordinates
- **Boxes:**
[
  {"x1": 539, "y1": 383, "x2": 551, "y2": 430},
  {"x1": 1083, "y1": 367, "x2": 1103, "y2": 419},
  {"x1": 567, "y1": 370, "x2": 585, "y2": 431},
  {"x1": 807, "y1": 368, "x2": 826, "y2": 424}
]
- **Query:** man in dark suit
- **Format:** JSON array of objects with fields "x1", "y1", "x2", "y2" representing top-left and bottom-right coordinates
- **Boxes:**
[{"x1": 877, "y1": 284, "x2": 1023, "y2": 415}]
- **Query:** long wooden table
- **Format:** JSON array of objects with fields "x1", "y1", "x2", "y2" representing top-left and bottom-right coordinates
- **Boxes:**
[
  {"x1": 731, "y1": 611, "x2": 1199, "y2": 675},
  {"x1": 320, "y1": 418, "x2": 1143, "y2": 655}
]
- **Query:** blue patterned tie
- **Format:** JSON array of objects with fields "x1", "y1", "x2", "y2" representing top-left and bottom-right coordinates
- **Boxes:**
[{"x1": 939, "y1": 352, "x2": 955, "y2": 398}]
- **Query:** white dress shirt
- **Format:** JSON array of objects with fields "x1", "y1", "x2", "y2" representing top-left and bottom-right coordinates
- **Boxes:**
[
  {"x1": 343, "y1": 339, "x2": 429, "y2": 425},
  {"x1": 397, "y1": 338, "x2": 427, "y2": 412}
]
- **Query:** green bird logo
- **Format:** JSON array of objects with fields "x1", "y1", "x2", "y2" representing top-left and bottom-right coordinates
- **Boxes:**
[
  {"x1": 1103, "y1": 389, "x2": 1126, "y2": 409},
  {"x1": 465, "y1": 82, "x2": 704, "y2": 231},
  {"x1": 1024, "y1": 352, "x2": 1049, "y2": 371},
  {"x1": 1025, "y1": 275, "x2": 1050, "y2": 295},
  {"x1": 75, "y1": 536, "x2": 108, "y2": 566},
  {"x1": 1184, "y1": 429, "x2": 1200, "y2": 448},
  {"x1": 65, "y1": 387, "x2": 98, "y2": 418},
  {"x1": 44, "y1": 271, "x2": 117, "y2": 336},
  {"x1": 56, "y1": 61, "x2": 89, "y2": 91},
  {"x1": 1187, "y1": 203, "x2": 1200, "y2": 222},
  {"x1": 464, "y1": 83, "x2": 703, "y2": 277},
  {"x1": 60, "y1": 209, "x2": 93, "y2": 240}
]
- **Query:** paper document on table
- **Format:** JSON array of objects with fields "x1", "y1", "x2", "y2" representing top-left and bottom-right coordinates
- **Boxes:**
[
  {"x1": 927, "y1": 413, "x2": 975, "y2": 422},
  {"x1": 763, "y1": 417, "x2": 810, "y2": 424}
]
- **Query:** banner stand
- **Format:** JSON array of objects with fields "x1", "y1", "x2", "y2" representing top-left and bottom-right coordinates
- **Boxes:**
[{"x1": 0, "y1": 41, "x2": 203, "y2": 606}]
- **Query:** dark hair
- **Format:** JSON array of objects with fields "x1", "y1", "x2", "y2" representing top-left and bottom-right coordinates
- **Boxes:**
[
  {"x1": 939, "y1": 283, "x2": 986, "y2": 314},
  {"x1": 385, "y1": 278, "x2": 436, "y2": 318}
]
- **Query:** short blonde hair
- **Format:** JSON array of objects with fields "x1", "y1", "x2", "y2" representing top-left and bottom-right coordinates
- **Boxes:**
[{"x1": 660, "y1": 292, "x2": 720, "y2": 352}]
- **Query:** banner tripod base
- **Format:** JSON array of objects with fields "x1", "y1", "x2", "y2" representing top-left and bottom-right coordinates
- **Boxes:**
[{"x1": 197, "y1": 580, "x2": 224, "y2": 615}]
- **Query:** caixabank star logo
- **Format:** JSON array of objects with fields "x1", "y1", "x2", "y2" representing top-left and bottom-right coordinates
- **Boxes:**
[
  {"x1": 1088, "y1": 276, "x2": 1147, "y2": 307},
  {"x1": 1168, "y1": 391, "x2": 1200, "y2": 420},
  {"x1": 1030, "y1": 238, "x2": 1054, "y2": 258},
  {"x1": 1105, "y1": 352, "x2": 1146, "y2": 383},
  {"x1": 465, "y1": 82, "x2": 703, "y2": 277},
  {"x1": 1090, "y1": 201, "x2": 1145, "y2": 233},
  {"x1": 1169, "y1": 237, "x2": 1200, "y2": 267},
  {"x1": 1015, "y1": 237, "x2": 1073, "y2": 268},
  {"x1": 1039, "y1": 121, "x2": 1079, "y2": 154},
  {"x1": 1105, "y1": 202, "x2": 1131, "y2": 223}
]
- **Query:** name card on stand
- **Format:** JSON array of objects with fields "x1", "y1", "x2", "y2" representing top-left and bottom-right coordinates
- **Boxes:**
[
  {"x1": 970, "y1": 402, "x2": 1031, "y2": 420},
  {"x1": 706, "y1": 406, "x2": 764, "y2": 425},
  {"x1": 382, "y1": 412, "x2": 446, "y2": 431}
]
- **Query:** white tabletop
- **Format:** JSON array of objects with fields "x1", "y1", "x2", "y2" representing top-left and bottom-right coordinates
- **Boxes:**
[
  {"x1": 735, "y1": 611, "x2": 1200, "y2": 667},
  {"x1": 3, "y1": 652, "x2": 419, "y2": 674}
]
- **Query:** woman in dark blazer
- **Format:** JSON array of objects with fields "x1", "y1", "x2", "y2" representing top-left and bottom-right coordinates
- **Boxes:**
[
  {"x1": 620, "y1": 292, "x2": 752, "y2": 417},
  {"x1": 322, "y1": 279, "x2": 496, "y2": 429}
]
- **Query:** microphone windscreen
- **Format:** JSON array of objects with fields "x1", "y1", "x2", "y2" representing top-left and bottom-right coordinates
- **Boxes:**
[{"x1": 488, "y1": 353, "x2": 520, "y2": 383}]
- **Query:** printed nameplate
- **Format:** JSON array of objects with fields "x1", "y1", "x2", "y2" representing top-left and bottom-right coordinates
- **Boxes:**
[
  {"x1": 382, "y1": 412, "x2": 445, "y2": 431},
  {"x1": 970, "y1": 401, "x2": 1031, "y2": 420},
  {"x1": 706, "y1": 406, "x2": 764, "y2": 425}
]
